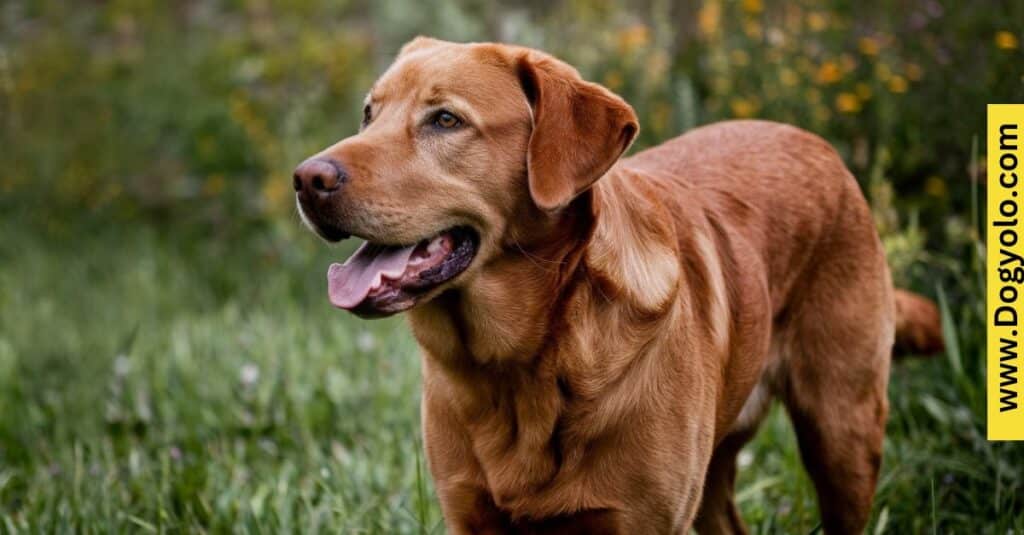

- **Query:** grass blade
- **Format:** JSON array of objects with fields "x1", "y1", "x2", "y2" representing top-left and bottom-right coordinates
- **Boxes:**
[{"x1": 936, "y1": 284, "x2": 962, "y2": 377}]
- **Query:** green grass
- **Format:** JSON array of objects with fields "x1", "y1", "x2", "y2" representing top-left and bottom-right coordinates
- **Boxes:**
[{"x1": 0, "y1": 214, "x2": 1021, "y2": 533}]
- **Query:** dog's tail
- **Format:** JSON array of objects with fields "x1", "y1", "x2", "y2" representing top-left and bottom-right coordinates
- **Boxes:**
[{"x1": 892, "y1": 289, "x2": 945, "y2": 357}]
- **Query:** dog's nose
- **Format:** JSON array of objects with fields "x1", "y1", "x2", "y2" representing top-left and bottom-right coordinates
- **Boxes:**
[{"x1": 293, "y1": 159, "x2": 344, "y2": 195}]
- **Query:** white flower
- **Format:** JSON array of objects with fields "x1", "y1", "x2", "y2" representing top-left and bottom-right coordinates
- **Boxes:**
[
  {"x1": 239, "y1": 363, "x2": 260, "y2": 386},
  {"x1": 356, "y1": 331, "x2": 376, "y2": 352},
  {"x1": 737, "y1": 450, "x2": 754, "y2": 469},
  {"x1": 113, "y1": 355, "x2": 132, "y2": 377}
]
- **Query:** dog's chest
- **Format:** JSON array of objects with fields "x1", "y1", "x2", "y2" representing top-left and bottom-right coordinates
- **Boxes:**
[{"x1": 454, "y1": 369, "x2": 665, "y2": 516}]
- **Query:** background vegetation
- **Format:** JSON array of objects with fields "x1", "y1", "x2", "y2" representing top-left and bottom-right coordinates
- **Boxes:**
[{"x1": 1, "y1": 0, "x2": 1022, "y2": 531}]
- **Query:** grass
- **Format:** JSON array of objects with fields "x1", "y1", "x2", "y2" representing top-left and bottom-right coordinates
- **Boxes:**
[{"x1": 0, "y1": 211, "x2": 1021, "y2": 533}]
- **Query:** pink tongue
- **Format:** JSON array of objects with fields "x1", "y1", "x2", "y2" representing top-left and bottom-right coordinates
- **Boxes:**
[{"x1": 327, "y1": 242, "x2": 417, "y2": 309}]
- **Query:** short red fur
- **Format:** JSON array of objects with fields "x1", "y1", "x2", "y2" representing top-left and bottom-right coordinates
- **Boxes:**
[{"x1": 296, "y1": 38, "x2": 944, "y2": 534}]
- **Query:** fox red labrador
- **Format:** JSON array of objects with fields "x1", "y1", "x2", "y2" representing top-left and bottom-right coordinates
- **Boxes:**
[{"x1": 293, "y1": 38, "x2": 943, "y2": 534}]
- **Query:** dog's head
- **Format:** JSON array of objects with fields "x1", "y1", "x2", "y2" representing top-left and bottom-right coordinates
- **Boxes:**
[{"x1": 295, "y1": 38, "x2": 638, "y2": 317}]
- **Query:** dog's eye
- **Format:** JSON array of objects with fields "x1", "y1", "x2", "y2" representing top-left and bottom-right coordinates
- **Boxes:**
[
  {"x1": 362, "y1": 104, "x2": 372, "y2": 127},
  {"x1": 432, "y1": 111, "x2": 461, "y2": 129}
]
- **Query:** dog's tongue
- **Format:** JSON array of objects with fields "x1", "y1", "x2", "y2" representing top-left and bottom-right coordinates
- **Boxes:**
[{"x1": 327, "y1": 242, "x2": 417, "y2": 309}]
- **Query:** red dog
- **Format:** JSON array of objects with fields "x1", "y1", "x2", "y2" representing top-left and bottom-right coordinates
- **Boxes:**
[{"x1": 294, "y1": 38, "x2": 943, "y2": 534}]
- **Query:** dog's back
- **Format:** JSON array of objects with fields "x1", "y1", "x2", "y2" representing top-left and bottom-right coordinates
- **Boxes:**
[
  {"x1": 616, "y1": 119, "x2": 937, "y2": 533},
  {"x1": 623, "y1": 120, "x2": 873, "y2": 315}
]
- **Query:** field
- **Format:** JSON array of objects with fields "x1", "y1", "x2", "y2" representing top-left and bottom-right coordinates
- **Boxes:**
[
  {"x1": 0, "y1": 206, "x2": 1019, "y2": 533},
  {"x1": 2, "y1": 0, "x2": 1023, "y2": 532}
]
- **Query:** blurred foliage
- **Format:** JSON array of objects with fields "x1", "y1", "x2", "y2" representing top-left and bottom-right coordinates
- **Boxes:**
[{"x1": 1, "y1": 0, "x2": 1021, "y2": 240}]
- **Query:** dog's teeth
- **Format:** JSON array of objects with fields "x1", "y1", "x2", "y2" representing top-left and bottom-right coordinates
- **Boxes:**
[{"x1": 427, "y1": 238, "x2": 443, "y2": 254}]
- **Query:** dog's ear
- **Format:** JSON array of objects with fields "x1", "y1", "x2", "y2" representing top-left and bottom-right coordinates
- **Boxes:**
[
  {"x1": 516, "y1": 53, "x2": 639, "y2": 212},
  {"x1": 399, "y1": 36, "x2": 446, "y2": 56}
]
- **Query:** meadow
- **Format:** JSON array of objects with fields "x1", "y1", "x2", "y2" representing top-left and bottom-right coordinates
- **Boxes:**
[{"x1": 2, "y1": 0, "x2": 1023, "y2": 532}]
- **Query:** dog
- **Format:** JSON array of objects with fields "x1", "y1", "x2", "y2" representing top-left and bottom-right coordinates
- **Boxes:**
[{"x1": 293, "y1": 37, "x2": 944, "y2": 534}]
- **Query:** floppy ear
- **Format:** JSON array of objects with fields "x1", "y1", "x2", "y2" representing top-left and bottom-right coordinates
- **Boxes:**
[{"x1": 516, "y1": 53, "x2": 639, "y2": 212}]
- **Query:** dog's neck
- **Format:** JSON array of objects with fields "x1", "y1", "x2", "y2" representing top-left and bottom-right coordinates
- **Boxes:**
[
  {"x1": 407, "y1": 170, "x2": 682, "y2": 370},
  {"x1": 407, "y1": 193, "x2": 595, "y2": 368}
]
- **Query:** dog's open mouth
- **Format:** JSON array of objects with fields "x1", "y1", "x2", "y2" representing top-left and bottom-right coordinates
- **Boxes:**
[{"x1": 327, "y1": 227, "x2": 477, "y2": 315}]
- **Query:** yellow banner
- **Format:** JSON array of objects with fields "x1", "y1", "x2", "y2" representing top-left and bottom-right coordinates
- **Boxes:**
[{"x1": 989, "y1": 104, "x2": 1024, "y2": 440}]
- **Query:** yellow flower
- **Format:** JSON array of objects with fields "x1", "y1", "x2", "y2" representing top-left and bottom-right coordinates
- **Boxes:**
[
  {"x1": 780, "y1": 68, "x2": 799, "y2": 87},
  {"x1": 730, "y1": 97, "x2": 760, "y2": 118},
  {"x1": 806, "y1": 12, "x2": 828, "y2": 32},
  {"x1": 816, "y1": 61, "x2": 842, "y2": 84},
  {"x1": 742, "y1": 0, "x2": 763, "y2": 15},
  {"x1": 905, "y1": 63, "x2": 924, "y2": 81},
  {"x1": 855, "y1": 82, "x2": 873, "y2": 100},
  {"x1": 887, "y1": 75, "x2": 908, "y2": 93},
  {"x1": 925, "y1": 176, "x2": 947, "y2": 197},
  {"x1": 835, "y1": 92, "x2": 861, "y2": 114},
  {"x1": 995, "y1": 31, "x2": 1019, "y2": 50},
  {"x1": 698, "y1": 1, "x2": 722, "y2": 38},
  {"x1": 731, "y1": 49, "x2": 750, "y2": 67},
  {"x1": 617, "y1": 24, "x2": 650, "y2": 52},
  {"x1": 858, "y1": 37, "x2": 880, "y2": 56}
]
